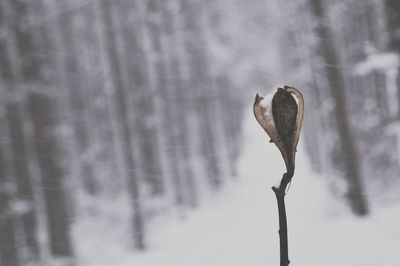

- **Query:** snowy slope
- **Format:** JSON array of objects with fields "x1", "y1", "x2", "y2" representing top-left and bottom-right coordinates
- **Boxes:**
[{"x1": 79, "y1": 109, "x2": 400, "y2": 266}]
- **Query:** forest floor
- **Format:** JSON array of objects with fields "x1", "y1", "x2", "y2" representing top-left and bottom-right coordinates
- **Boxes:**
[{"x1": 78, "y1": 109, "x2": 400, "y2": 266}]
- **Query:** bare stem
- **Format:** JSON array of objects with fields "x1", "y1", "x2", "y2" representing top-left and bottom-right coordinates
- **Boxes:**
[{"x1": 272, "y1": 173, "x2": 292, "y2": 266}]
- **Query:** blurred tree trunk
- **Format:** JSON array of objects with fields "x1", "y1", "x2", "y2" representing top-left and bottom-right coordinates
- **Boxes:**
[
  {"x1": 55, "y1": 3, "x2": 97, "y2": 195},
  {"x1": 0, "y1": 0, "x2": 41, "y2": 263},
  {"x1": 140, "y1": 0, "x2": 170, "y2": 199},
  {"x1": 90, "y1": 1, "x2": 126, "y2": 197},
  {"x1": 0, "y1": 143, "x2": 19, "y2": 266},
  {"x1": 151, "y1": 0, "x2": 187, "y2": 207},
  {"x1": 134, "y1": 0, "x2": 166, "y2": 197},
  {"x1": 5, "y1": 99, "x2": 38, "y2": 262},
  {"x1": 199, "y1": 0, "x2": 234, "y2": 180},
  {"x1": 214, "y1": 76, "x2": 242, "y2": 177},
  {"x1": 117, "y1": 0, "x2": 166, "y2": 198},
  {"x1": 180, "y1": 0, "x2": 221, "y2": 188},
  {"x1": 161, "y1": 0, "x2": 198, "y2": 206},
  {"x1": 99, "y1": 0, "x2": 145, "y2": 250},
  {"x1": 309, "y1": 0, "x2": 369, "y2": 215},
  {"x1": 0, "y1": 32, "x2": 20, "y2": 263},
  {"x1": 386, "y1": 0, "x2": 400, "y2": 107},
  {"x1": 28, "y1": 93, "x2": 73, "y2": 257}
]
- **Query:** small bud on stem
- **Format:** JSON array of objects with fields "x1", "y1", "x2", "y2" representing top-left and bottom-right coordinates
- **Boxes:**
[{"x1": 253, "y1": 86, "x2": 304, "y2": 177}]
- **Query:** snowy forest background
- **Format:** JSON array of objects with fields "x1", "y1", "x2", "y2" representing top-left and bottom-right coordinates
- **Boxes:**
[{"x1": 0, "y1": 0, "x2": 400, "y2": 266}]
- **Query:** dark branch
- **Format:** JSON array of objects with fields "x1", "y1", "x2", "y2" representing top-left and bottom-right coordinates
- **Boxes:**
[{"x1": 271, "y1": 172, "x2": 293, "y2": 266}]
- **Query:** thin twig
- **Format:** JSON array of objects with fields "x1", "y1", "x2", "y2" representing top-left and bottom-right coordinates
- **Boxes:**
[{"x1": 272, "y1": 172, "x2": 293, "y2": 266}]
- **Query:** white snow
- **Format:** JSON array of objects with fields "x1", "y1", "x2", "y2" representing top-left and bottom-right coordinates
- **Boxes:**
[
  {"x1": 76, "y1": 109, "x2": 400, "y2": 266},
  {"x1": 259, "y1": 91, "x2": 275, "y2": 108},
  {"x1": 353, "y1": 52, "x2": 399, "y2": 117},
  {"x1": 353, "y1": 52, "x2": 398, "y2": 76}
]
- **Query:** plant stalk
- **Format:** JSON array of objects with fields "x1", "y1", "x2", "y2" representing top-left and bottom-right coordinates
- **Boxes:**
[{"x1": 272, "y1": 173, "x2": 292, "y2": 266}]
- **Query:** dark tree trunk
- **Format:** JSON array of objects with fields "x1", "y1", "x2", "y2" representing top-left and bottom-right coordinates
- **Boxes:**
[
  {"x1": 0, "y1": 144, "x2": 20, "y2": 266},
  {"x1": 386, "y1": 0, "x2": 400, "y2": 111},
  {"x1": 56, "y1": 7, "x2": 97, "y2": 195},
  {"x1": 309, "y1": 0, "x2": 369, "y2": 215},
  {"x1": 0, "y1": 0, "x2": 40, "y2": 262},
  {"x1": 156, "y1": 0, "x2": 187, "y2": 207},
  {"x1": 6, "y1": 103, "x2": 38, "y2": 260},
  {"x1": 119, "y1": 0, "x2": 165, "y2": 197},
  {"x1": 100, "y1": 0, "x2": 145, "y2": 250},
  {"x1": 28, "y1": 92, "x2": 73, "y2": 256}
]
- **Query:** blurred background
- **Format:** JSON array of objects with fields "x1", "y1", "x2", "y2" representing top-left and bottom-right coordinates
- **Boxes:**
[{"x1": 0, "y1": 0, "x2": 399, "y2": 265}]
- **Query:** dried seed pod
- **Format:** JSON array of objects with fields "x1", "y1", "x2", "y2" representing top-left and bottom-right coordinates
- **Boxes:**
[{"x1": 253, "y1": 86, "x2": 304, "y2": 176}]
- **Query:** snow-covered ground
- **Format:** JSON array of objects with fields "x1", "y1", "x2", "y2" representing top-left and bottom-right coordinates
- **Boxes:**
[{"x1": 78, "y1": 109, "x2": 400, "y2": 266}]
